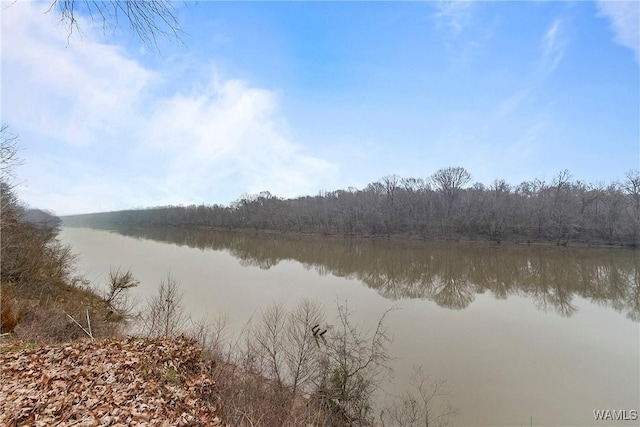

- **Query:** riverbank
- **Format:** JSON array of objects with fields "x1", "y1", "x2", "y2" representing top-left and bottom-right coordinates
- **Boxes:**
[
  {"x1": 97, "y1": 223, "x2": 638, "y2": 251},
  {"x1": 210, "y1": 225, "x2": 636, "y2": 249}
]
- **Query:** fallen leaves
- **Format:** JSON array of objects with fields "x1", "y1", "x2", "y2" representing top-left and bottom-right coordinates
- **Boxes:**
[{"x1": 1, "y1": 336, "x2": 225, "y2": 426}]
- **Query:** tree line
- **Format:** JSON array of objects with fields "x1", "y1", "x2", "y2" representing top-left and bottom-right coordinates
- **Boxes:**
[{"x1": 64, "y1": 167, "x2": 640, "y2": 247}]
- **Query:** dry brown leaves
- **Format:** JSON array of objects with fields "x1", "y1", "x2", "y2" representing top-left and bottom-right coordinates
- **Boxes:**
[{"x1": 0, "y1": 336, "x2": 226, "y2": 426}]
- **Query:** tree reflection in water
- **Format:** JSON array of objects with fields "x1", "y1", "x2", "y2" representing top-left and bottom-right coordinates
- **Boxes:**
[{"x1": 104, "y1": 226, "x2": 640, "y2": 321}]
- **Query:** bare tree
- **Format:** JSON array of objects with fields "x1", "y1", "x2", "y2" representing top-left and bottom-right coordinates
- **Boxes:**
[
  {"x1": 550, "y1": 170, "x2": 575, "y2": 244},
  {"x1": 431, "y1": 167, "x2": 472, "y2": 234},
  {"x1": 0, "y1": 125, "x2": 22, "y2": 186},
  {"x1": 623, "y1": 170, "x2": 640, "y2": 244},
  {"x1": 1, "y1": 126, "x2": 23, "y2": 234},
  {"x1": 601, "y1": 183, "x2": 625, "y2": 243},
  {"x1": 48, "y1": 0, "x2": 182, "y2": 48},
  {"x1": 487, "y1": 179, "x2": 511, "y2": 240},
  {"x1": 624, "y1": 170, "x2": 640, "y2": 211},
  {"x1": 380, "y1": 175, "x2": 401, "y2": 231}
]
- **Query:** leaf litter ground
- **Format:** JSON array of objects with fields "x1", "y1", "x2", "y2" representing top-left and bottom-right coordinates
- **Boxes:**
[{"x1": 1, "y1": 336, "x2": 225, "y2": 426}]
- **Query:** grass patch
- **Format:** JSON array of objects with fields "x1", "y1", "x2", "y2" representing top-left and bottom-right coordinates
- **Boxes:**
[{"x1": 165, "y1": 364, "x2": 181, "y2": 385}]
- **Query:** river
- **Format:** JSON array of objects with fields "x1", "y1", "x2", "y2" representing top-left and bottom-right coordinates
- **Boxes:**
[{"x1": 59, "y1": 226, "x2": 639, "y2": 426}]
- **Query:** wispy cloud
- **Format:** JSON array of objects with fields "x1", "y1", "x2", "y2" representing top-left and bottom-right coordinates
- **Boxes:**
[
  {"x1": 542, "y1": 19, "x2": 567, "y2": 71},
  {"x1": 431, "y1": 1, "x2": 495, "y2": 70},
  {"x1": 428, "y1": 86, "x2": 550, "y2": 185},
  {"x1": 432, "y1": 1, "x2": 474, "y2": 35},
  {"x1": 494, "y1": 88, "x2": 532, "y2": 119},
  {"x1": 597, "y1": 0, "x2": 640, "y2": 64},
  {"x1": 1, "y1": 2, "x2": 335, "y2": 214}
]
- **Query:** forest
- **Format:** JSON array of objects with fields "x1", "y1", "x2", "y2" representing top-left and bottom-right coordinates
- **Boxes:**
[{"x1": 63, "y1": 167, "x2": 640, "y2": 247}]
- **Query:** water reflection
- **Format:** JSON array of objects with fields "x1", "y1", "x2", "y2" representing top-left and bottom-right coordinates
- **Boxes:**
[{"x1": 101, "y1": 226, "x2": 639, "y2": 321}]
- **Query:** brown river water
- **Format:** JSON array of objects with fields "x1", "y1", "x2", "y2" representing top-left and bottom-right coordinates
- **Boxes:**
[{"x1": 59, "y1": 226, "x2": 639, "y2": 426}]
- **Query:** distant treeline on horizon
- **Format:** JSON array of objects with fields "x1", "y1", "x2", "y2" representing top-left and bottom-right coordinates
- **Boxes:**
[{"x1": 63, "y1": 167, "x2": 640, "y2": 247}]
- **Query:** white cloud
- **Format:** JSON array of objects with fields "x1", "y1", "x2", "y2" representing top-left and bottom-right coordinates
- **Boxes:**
[
  {"x1": 141, "y1": 76, "x2": 335, "y2": 203},
  {"x1": 1, "y1": 2, "x2": 335, "y2": 214},
  {"x1": 1, "y1": 2, "x2": 157, "y2": 147},
  {"x1": 542, "y1": 19, "x2": 567, "y2": 71},
  {"x1": 597, "y1": 0, "x2": 640, "y2": 64}
]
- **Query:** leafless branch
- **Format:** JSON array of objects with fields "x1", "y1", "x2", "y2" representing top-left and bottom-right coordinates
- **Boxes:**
[{"x1": 49, "y1": 0, "x2": 184, "y2": 49}]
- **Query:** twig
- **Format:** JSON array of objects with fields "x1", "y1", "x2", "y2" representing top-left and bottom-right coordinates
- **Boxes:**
[
  {"x1": 86, "y1": 309, "x2": 93, "y2": 339},
  {"x1": 64, "y1": 311, "x2": 94, "y2": 341}
]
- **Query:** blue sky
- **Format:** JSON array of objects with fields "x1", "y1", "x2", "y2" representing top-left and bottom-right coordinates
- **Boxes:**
[{"x1": 1, "y1": 1, "x2": 638, "y2": 215}]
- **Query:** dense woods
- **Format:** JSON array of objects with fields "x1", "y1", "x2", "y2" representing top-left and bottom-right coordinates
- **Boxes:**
[{"x1": 64, "y1": 167, "x2": 640, "y2": 247}]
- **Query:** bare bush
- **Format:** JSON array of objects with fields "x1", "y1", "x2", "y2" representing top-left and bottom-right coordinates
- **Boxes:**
[
  {"x1": 103, "y1": 267, "x2": 139, "y2": 320},
  {"x1": 252, "y1": 302, "x2": 289, "y2": 387},
  {"x1": 283, "y1": 299, "x2": 325, "y2": 395},
  {"x1": 189, "y1": 312, "x2": 231, "y2": 359},
  {"x1": 207, "y1": 299, "x2": 324, "y2": 426},
  {"x1": 205, "y1": 299, "x2": 402, "y2": 427},
  {"x1": 382, "y1": 366, "x2": 456, "y2": 427},
  {"x1": 313, "y1": 302, "x2": 394, "y2": 426},
  {"x1": 142, "y1": 273, "x2": 187, "y2": 338},
  {"x1": 136, "y1": 293, "x2": 454, "y2": 427}
]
